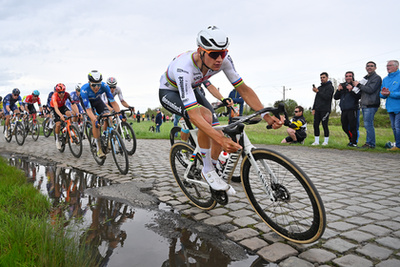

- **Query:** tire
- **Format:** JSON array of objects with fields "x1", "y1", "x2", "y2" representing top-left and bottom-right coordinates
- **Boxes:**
[
  {"x1": 169, "y1": 126, "x2": 196, "y2": 146},
  {"x1": 67, "y1": 124, "x2": 83, "y2": 158},
  {"x1": 3, "y1": 125, "x2": 12, "y2": 142},
  {"x1": 32, "y1": 122, "x2": 40, "y2": 141},
  {"x1": 118, "y1": 121, "x2": 136, "y2": 155},
  {"x1": 84, "y1": 120, "x2": 92, "y2": 143},
  {"x1": 43, "y1": 118, "x2": 53, "y2": 138},
  {"x1": 241, "y1": 148, "x2": 326, "y2": 243},
  {"x1": 58, "y1": 132, "x2": 66, "y2": 153},
  {"x1": 15, "y1": 121, "x2": 26, "y2": 146},
  {"x1": 88, "y1": 127, "x2": 106, "y2": 166},
  {"x1": 170, "y1": 142, "x2": 216, "y2": 210},
  {"x1": 110, "y1": 130, "x2": 129, "y2": 174}
]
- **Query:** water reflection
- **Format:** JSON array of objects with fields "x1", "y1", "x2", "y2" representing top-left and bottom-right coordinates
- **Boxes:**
[{"x1": 3, "y1": 153, "x2": 271, "y2": 267}]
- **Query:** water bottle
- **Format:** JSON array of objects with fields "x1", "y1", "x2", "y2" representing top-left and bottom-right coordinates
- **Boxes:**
[{"x1": 216, "y1": 151, "x2": 229, "y2": 172}]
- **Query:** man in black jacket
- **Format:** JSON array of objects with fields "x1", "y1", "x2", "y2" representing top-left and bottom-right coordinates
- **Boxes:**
[
  {"x1": 334, "y1": 71, "x2": 361, "y2": 147},
  {"x1": 311, "y1": 72, "x2": 334, "y2": 145}
]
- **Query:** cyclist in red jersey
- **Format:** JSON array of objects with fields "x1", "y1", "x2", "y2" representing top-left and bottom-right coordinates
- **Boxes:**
[
  {"x1": 51, "y1": 83, "x2": 79, "y2": 150},
  {"x1": 23, "y1": 90, "x2": 44, "y2": 120}
]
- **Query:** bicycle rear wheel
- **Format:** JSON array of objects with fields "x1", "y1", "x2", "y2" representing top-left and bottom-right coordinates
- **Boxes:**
[
  {"x1": 32, "y1": 122, "x2": 39, "y2": 141},
  {"x1": 88, "y1": 127, "x2": 106, "y2": 165},
  {"x1": 43, "y1": 118, "x2": 53, "y2": 137},
  {"x1": 58, "y1": 132, "x2": 66, "y2": 153},
  {"x1": 15, "y1": 122, "x2": 26, "y2": 146},
  {"x1": 119, "y1": 121, "x2": 136, "y2": 155},
  {"x1": 3, "y1": 125, "x2": 12, "y2": 142},
  {"x1": 84, "y1": 120, "x2": 92, "y2": 142},
  {"x1": 169, "y1": 126, "x2": 196, "y2": 146},
  {"x1": 110, "y1": 130, "x2": 129, "y2": 174},
  {"x1": 170, "y1": 142, "x2": 216, "y2": 210},
  {"x1": 241, "y1": 148, "x2": 326, "y2": 244},
  {"x1": 68, "y1": 124, "x2": 83, "y2": 158}
]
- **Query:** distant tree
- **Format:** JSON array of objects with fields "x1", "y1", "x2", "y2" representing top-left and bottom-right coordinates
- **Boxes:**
[{"x1": 273, "y1": 99, "x2": 298, "y2": 115}]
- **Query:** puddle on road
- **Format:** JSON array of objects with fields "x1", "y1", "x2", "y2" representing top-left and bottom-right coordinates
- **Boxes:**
[{"x1": 2, "y1": 153, "x2": 275, "y2": 267}]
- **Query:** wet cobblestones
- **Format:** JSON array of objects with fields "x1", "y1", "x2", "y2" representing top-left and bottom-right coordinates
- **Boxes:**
[{"x1": 1, "y1": 134, "x2": 400, "y2": 266}]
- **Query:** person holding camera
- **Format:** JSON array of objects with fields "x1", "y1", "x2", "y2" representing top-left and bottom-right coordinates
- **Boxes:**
[
  {"x1": 281, "y1": 106, "x2": 307, "y2": 144},
  {"x1": 334, "y1": 71, "x2": 361, "y2": 147},
  {"x1": 311, "y1": 72, "x2": 334, "y2": 146}
]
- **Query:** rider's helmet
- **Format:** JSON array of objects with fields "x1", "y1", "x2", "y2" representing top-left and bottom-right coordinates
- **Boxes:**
[
  {"x1": 196, "y1": 26, "x2": 229, "y2": 51},
  {"x1": 32, "y1": 90, "x2": 40, "y2": 96},
  {"x1": 55, "y1": 83, "x2": 66, "y2": 92},
  {"x1": 75, "y1": 83, "x2": 82, "y2": 91},
  {"x1": 88, "y1": 70, "x2": 102, "y2": 83},
  {"x1": 0, "y1": 96, "x2": 2, "y2": 102},
  {"x1": 106, "y1": 77, "x2": 117, "y2": 87},
  {"x1": 12, "y1": 88, "x2": 20, "y2": 95}
]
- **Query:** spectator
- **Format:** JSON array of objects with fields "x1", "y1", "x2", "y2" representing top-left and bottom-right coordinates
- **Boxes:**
[
  {"x1": 353, "y1": 61, "x2": 382, "y2": 149},
  {"x1": 380, "y1": 60, "x2": 400, "y2": 151},
  {"x1": 334, "y1": 71, "x2": 361, "y2": 147},
  {"x1": 281, "y1": 106, "x2": 307, "y2": 144},
  {"x1": 136, "y1": 110, "x2": 140, "y2": 123},
  {"x1": 311, "y1": 72, "x2": 334, "y2": 146},
  {"x1": 155, "y1": 108, "x2": 163, "y2": 133},
  {"x1": 228, "y1": 88, "x2": 244, "y2": 116}
]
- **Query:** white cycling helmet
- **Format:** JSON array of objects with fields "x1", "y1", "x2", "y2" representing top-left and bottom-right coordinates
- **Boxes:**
[
  {"x1": 75, "y1": 83, "x2": 82, "y2": 91},
  {"x1": 196, "y1": 26, "x2": 229, "y2": 50},
  {"x1": 88, "y1": 70, "x2": 102, "y2": 83},
  {"x1": 106, "y1": 77, "x2": 117, "y2": 87}
]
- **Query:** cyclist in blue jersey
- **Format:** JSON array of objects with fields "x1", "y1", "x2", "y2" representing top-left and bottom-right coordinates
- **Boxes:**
[
  {"x1": 159, "y1": 26, "x2": 283, "y2": 192},
  {"x1": 80, "y1": 70, "x2": 121, "y2": 158},
  {"x1": 3, "y1": 88, "x2": 25, "y2": 138},
  {"x1": 66, "y1": 84, "x2": 85, "y2": 124}
]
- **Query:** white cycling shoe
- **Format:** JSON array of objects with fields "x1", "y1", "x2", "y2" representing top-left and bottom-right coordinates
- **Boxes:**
[{"x1": 202, "y1": 170, "x2": 229, "y2": 191}]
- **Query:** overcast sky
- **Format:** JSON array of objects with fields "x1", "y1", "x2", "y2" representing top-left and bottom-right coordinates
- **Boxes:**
[{"x1": 1, "y1": 0, "x2": 399, "y2": 112}]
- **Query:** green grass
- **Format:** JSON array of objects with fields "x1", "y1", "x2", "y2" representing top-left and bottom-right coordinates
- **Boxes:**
[
  {"x1": 128, "y1": 116, "x2": 397, "y2": 153},
  {"x1": 0, "y1": 157, "x2": 98, "y2": 266}
]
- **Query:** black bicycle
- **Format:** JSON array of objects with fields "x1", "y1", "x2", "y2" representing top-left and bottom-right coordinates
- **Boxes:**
[{"x1": 88, "y1": 112, "x2": 129, "y2": 175}]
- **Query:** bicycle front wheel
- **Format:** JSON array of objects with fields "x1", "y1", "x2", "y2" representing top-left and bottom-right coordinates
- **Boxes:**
[
  {"x1": 32, "y1": 122, "x2": 39, "y2": 141},
  {"x1": 241, "y1": 148, "x2": 326, "y2": 244},
  {"x1": 119, "y1": 121, "x2": 136, "y2": 155},
  {"x1": 15, "y1": 122, "x2": 26, "y2": 146},
  {"x1": 43, "y1": 118, "x2": 53, "y2": 137},
  {"x1": 68, "y1": 124, "x2": 83, "y2": 158},
  {"x1": 110, "y1": 130, "x2": 129, "y2": 174},
  {"x1": 170, "y1": 142, "x2": 216, "y2": 210}
]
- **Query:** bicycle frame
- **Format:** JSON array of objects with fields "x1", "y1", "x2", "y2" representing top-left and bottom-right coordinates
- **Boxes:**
[{"x1": 178, "y1": 104, "x2": 288, "y2": 198}]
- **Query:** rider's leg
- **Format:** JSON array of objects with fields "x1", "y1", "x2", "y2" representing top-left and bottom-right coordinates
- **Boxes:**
[{"x1": 198, "y1": 107, "x2": 229, "y2": 191}]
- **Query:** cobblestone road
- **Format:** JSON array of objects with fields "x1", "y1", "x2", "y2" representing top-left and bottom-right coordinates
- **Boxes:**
[{"x1": 1, "y1": 133, "x2": 400, "y2": 266}]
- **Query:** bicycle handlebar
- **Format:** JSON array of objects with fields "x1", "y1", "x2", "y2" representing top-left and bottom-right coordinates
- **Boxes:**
[{"x1": 223, "y1": 103, "x2": 289, "y2": 133}]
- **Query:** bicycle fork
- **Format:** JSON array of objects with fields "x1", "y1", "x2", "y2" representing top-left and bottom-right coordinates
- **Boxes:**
[{"x1": 240, "y1": 131, "x2": 278, "y2": 202}]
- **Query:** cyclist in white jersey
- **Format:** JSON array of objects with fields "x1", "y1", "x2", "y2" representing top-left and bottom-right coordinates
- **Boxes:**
[
  {"x1": 159, "y1": 26, "x2": 283, "y2": 192},
  {"x1": 102, "y1": 77, "x2": 135, "y2": 114}
]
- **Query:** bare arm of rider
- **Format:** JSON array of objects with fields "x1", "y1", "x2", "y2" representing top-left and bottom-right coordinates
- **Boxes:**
[
  {"x1": 71, "y1": 103, "x2": 80, "y2": 117},
  {"x1": 205, "y1": 84, "x2": 233, "y2": 106},
  {"x1": 54, "y1": 103, "x2": 65, "y2": 121},
  {"x1": 236, "y1": 82, "x2": 283, "y2": 129},
  {"x1": 110, "y1": 100, "x2": 120, "y2": 113},
  {"x1": 187, "y1": 107, "x2": 241, "y2": 153}
]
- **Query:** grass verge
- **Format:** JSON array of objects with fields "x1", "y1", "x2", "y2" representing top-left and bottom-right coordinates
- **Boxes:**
[{"x1": 0, "y1": 157, "x2": 97, "y2": 266}]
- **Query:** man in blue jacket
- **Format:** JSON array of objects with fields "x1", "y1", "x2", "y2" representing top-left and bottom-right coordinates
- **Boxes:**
[{"x1": 380, "y1": 60, "x2": 400, "y2": 151}]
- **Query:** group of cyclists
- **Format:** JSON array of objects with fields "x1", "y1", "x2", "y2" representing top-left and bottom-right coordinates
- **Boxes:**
[
  {"x1": 2, "y1": 25, "x2": 283, "y2": 195},
  {"x1": 2, "y1": 72, "x2": 135, "y2": 159}
]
